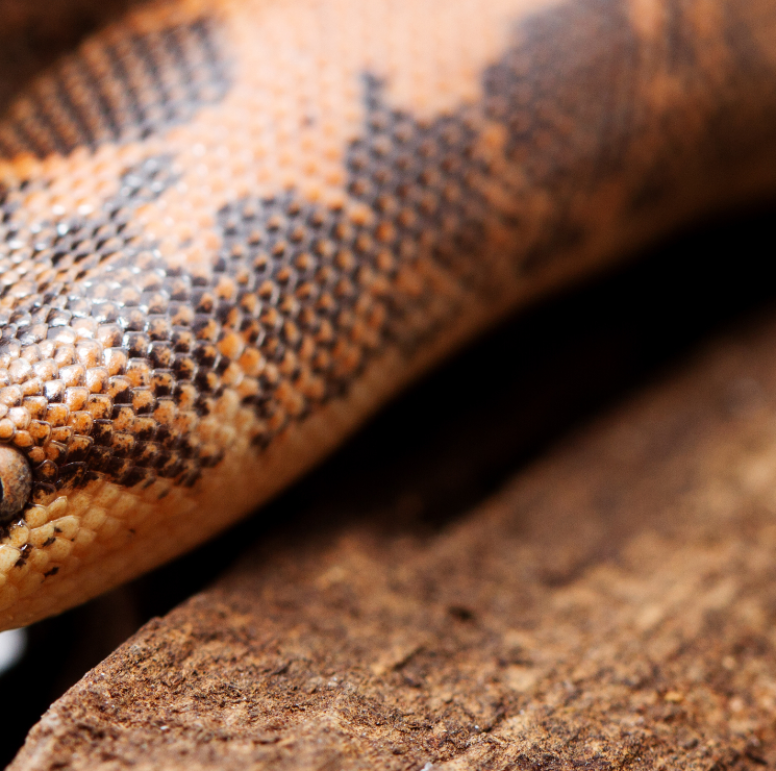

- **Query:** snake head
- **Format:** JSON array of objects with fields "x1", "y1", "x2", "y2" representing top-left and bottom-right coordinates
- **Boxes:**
[
  {"x1": 0, "y1": 4, "x2": 246, "y2": 628},
  {"x1": 0, "y1": 0, "x2": 498, "y2": 629}
]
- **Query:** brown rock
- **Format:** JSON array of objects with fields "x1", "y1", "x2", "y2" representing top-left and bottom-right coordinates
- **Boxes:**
[{"x1": 10, "y1": 295, "x2": 776, "y2": 768}]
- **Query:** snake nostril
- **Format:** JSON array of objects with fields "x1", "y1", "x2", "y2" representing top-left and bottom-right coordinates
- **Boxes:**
[{"x1": 0, "y1": 446, "x2": 32, "y2": 524}]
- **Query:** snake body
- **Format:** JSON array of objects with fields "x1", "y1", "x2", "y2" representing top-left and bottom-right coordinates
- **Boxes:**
[{"x1": 1, "y1": 0, "x2": 776, "y2": 630}]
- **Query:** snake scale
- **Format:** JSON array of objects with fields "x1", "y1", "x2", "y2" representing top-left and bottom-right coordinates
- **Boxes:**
[{"x1": 1, "y1": 0, "x2": 776, "y2": 631}]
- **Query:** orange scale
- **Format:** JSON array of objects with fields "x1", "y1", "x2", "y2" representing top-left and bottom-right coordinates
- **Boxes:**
[
  {"x1": 40, "y1": 153, "x2": 69, "y2": 180},
  {"x1": 12, "y1": 431, "x2": 34, "y2": 449},
  {"x1": 227, "y1": 153, "x2": 251, "y2": 178},
  {"x1": 47, "y1": 538, "x2": 75, "y2": 562},
  {"x1": 21, "y1": 190, "x2": 54, "y2": 214},
  {"x1": 7, "y1": 407, "x2": 30, "y2": 430},
  {"x1": 0, "y1": 386, "x2": 23, "y2": 407}
]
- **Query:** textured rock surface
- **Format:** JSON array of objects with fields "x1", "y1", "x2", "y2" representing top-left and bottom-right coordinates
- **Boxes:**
[{"x1": 10, "y1": 284, "x2": 776, "y2": 769}]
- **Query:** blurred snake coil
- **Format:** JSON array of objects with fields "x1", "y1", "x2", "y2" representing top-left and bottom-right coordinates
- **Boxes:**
[{"x1": 1, "y1": 0, "x2": 776, "y2": 630}]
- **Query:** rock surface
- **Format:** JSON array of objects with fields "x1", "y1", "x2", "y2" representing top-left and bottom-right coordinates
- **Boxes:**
[{"x1": 10, "y1": 294, "x2": 776, "y2": 769}]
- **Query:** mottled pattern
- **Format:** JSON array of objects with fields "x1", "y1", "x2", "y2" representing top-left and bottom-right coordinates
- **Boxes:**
[
  {"x1": 0, "y1": 17, "x2": 229, "y2": 159},
  {"x1": 1, "y1": 0, "x2": 776, "y2": 628}
]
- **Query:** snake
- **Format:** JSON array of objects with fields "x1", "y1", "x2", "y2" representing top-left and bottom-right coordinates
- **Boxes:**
[{"x1": 1, "y1": 0, "x2": 776, "y2": 632}]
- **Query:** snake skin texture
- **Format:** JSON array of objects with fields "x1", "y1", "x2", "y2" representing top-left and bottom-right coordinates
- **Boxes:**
[{"x1": 1, "y1": 0, "x2": 776, "y2": 630}]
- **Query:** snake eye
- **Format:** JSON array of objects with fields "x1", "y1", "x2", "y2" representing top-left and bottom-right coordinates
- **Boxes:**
[{"x1": 0, "y1": 447, "x2": 32, "y2": 524}]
